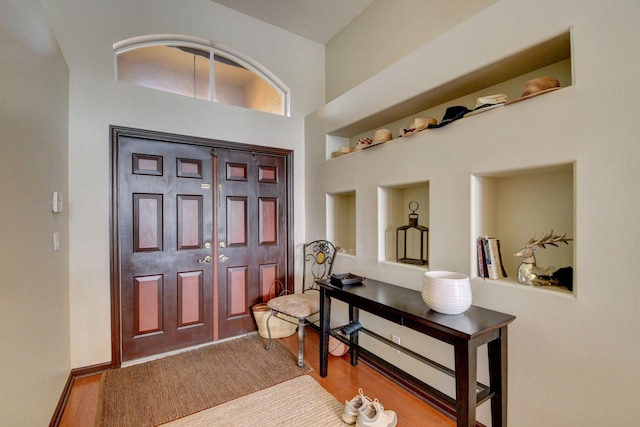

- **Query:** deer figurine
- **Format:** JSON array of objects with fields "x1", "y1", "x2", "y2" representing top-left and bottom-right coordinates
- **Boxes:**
[{"x1": 514, "y1": 231, "x2": 573, "y2": 285}]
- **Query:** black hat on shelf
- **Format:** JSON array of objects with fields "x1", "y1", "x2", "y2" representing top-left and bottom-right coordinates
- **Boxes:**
[{"x1": 428, "y1": 106, "x2": 471, "y2": 128}]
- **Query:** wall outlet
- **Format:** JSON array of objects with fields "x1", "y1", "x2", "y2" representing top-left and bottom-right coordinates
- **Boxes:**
[
  {"x1": 53, "y1": 231, "x2": 60, "y2": 251},
  {"x1": 391, "y1": 334, "x2": 401, "y2": 353}
]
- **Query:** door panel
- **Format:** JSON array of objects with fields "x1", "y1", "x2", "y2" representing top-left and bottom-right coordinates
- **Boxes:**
[
  {"x1": 118, "y1": 137, "x2": 214, "y2": 361},
  {"x1": 227, "y1": 197, "x2": 248, "y2": 245},
  {"x1": 216, "y1": 149, "x2": 288, "y2": 338},
  {"x1": 177, "y1": 271, "x2": 204, "y2": 326},
  {"x1": 133, "y1": 194, "x2": 163, "y2": 251},
  {"x1": 134, "y1": 275, "x2": 163, "y2": 333}
]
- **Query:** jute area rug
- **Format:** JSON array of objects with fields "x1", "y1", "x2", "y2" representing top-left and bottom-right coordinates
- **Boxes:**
[
  {"x1": 96, "y1": 334, "x2": 311, "y2": 427},
  {"x1": 160, "y1": 375, "x2": 346, "y2": 426}
]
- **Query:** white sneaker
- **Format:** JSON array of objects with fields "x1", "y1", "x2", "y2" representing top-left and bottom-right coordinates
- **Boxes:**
[
  {"x1": 342, "y1": 388, "x2": 372, "y2": 424},
  {"x1": 355, "y1": 399, "x2": 397, "y2": 427}
]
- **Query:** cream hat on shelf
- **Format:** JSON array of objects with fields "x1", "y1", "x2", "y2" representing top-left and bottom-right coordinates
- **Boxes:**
[
  {"x1": 400, "y1": 117, "x2": 438, "y2": 137},
  {"x1": 465, "y1": 94, "x2": 508, "y2": 117}
]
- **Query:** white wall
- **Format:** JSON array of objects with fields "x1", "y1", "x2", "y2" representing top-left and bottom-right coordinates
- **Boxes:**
[
  {"x1": 306, "y1": 0, "x2": 640, "y2": 425},
  {"x1": 41, "y1": 0, "x2": 325, "y2": 368},
  {"x1": 325, "y1": 0, "x2": 498, "y2": 101},
  {"x1": 0, "y1": 1, "x2": 70, "y2": 424}
]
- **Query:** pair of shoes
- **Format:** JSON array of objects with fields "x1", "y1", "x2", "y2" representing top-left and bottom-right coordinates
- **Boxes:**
[
  {"x1": 356, "y1": 399, "x2": 397, "y2": 427},
  {"x1": 342, "y1": 388, "x2": 370, "y2": 424},
  {"x1": 342, "y1": 390, "x2": 397, "y2": 427}
]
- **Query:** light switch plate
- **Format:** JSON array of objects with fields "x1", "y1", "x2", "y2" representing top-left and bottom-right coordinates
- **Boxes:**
[{"x1": 53, "y1": 192, "x2": 63, "y2": 213}]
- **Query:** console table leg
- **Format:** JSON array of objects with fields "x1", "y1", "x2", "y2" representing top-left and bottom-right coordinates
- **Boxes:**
[
  {"x1": 454, "y1": 341, "x2": 477, "y2": 427},
  {"x1": 319, "y1": 287, "x2": 331, "y2": 377},
  {"x1": 488, "y1": 326, "x2": 508, "y2": 427},
  {"x1": 349, "y1": 304, "x2": 359, "y2": 366}
]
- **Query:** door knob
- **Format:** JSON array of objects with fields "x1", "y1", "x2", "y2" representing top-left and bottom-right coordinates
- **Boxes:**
[
  {"x1": 198, "y1": 255, "x2": 212, "y2": 264},
  {"x1": 219, "y1": 254, "x2": 230, "y2": 262}
]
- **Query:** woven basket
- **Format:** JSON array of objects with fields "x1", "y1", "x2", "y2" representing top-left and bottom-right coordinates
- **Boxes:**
[{"x1": 252, "y1": 303, "x2": 298, "y2": 339}]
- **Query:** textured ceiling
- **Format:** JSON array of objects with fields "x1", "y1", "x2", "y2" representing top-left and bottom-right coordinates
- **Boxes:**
[{"x1": 210, "y1": 0, "x2": 375, "y2": 44}]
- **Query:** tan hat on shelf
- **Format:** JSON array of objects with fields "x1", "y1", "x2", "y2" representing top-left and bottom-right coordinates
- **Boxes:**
[
  {"x1": 507, "y1": 77, "x2": 560, "y2": 104},
  {"x1": 400, "y1": 117, "x2": 438, "y2": 137},
  {"x1": 370, "y1": 129, "x2": 393, "y2": 146},
  {"x1": 331, "y1": 146, "x2": 353, "y2": 158}
]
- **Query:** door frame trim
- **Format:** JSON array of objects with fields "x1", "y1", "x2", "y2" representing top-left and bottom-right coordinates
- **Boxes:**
[{"x1": 109, "y1": 125, "x2": 294, "y2": 367}]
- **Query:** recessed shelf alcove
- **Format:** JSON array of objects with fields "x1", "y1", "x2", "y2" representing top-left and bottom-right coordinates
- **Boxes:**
[
  {"x1": 471, "y1": 163, "x2": 575, "y2": 294},
  {"x1": 378, "y1": 182, "x2": 430, "y2": 266},
  {"x1": 325, "y1": 30, "x2": 572, "y2": 159},
  {"x1": 327, "y1": 191, "x2": 356, "y2": 255}
]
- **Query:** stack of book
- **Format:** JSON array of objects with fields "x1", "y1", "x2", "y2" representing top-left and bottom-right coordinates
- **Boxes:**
[{"x1": 477, "y1": 236, "x2": 508, "y2": 279}]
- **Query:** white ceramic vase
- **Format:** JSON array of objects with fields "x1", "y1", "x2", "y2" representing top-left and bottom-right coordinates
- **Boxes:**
[{"x1": 422, "y1": 271, "x2": 472, "y2": 315}]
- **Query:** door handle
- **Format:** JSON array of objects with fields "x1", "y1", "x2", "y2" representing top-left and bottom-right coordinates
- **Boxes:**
[
  {"x1": 198, "y1": 255, "x2": 212, "y2": 264},
  {"x1": 219, "y1": 254, "x2": 230, "y2": 262}
]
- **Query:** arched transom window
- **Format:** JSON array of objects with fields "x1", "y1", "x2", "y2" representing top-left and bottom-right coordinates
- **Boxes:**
[{"x1": 114, "y1": 36, "x2": 289, "y2": 116}]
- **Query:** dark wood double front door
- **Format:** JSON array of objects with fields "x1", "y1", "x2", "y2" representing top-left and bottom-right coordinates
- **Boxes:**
[{"x1": 111, "y1": 127, "x2": 292, "y2": 363}]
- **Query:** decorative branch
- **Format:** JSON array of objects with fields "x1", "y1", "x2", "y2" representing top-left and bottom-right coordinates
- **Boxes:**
[{"x1": 525, "y1": 230, "x2": 573, "y2": 249}]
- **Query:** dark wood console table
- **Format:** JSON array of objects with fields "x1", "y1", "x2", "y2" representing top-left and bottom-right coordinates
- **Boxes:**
[{"x1": 318, "y1": 278, "x2": 515, "y2": 427}]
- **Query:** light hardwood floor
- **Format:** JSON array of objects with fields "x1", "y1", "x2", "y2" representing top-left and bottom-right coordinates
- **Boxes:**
[{"x1": 59, "y1": 331, "x2": 455, "y2": 426}]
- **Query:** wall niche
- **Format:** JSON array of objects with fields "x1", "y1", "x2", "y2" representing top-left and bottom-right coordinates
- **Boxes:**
[
  {"x1": 327, "y1": 190, "x2": 356, "y2": 255},
  {"x1": 378, "y1": 182, "x2": 430, "y2": 267},
  {"x1": 472, "y1": 163, "x2": 575, "y2": 294}
]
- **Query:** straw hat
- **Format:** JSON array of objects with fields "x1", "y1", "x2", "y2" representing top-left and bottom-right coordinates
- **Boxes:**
[
  {"x1": 400, "y1": 117, "x2": 438, "y2": 137},
  {"x1": 507, "y1": 77, "x2": 560, "y2": 104},
  {"x1": 371, "y1": 129, "x2": 393, "y2": 146},
  {"x1": 354, "y1": 137, "x2": 372, "y2": 151},
  {"x1": 331, "y1": 147, "x2": 352, "y2": 158}
]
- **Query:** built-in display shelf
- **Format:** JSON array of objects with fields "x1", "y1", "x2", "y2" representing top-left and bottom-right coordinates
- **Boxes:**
[
  {"x1": 321, "y1": 29, "x2": 576, "y2": 295},
  {"x1": 326, "y1": 30, "x2": 572, "y2": 159}
]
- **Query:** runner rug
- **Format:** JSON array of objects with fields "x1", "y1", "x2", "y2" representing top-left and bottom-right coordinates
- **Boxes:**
[
  {"x1": 159, "y1": 375, "x2": 345, "y2": 426},
  {"x1": 96, "y1": 334, "x2": 311, "y2": 427}
]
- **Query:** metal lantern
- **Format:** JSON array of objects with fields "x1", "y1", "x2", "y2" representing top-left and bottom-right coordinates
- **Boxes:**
[{"x1": 396, "y1": 201, "x2": 429, "y2": 265}]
